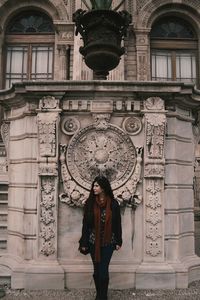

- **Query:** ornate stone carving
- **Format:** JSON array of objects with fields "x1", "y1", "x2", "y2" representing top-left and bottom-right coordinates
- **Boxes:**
[
  {"x1": 138, "y1": 54, "x2": 148, "y2": 81},
  {"x1": 60, "y1": 116, "x2": 143, "y2": 208},
  {"x1": 38, "y1": 114, "x2": 58, "y2": 157},
  {"x1": 1, "y1": 122, "x2": 10, "y2": 153},
  {"x1": 93, "y1": 114, "x2": 111, "y2": 130},
  {"x1": 66, "y1": 123, "x2": 137, "y2": 190},
  {"x1": 144, "y1": 97, "x2": 165, "y2": 111},
  {"x1": 145, "y1": 114, "x2": 166, "y2": 159},
  {"x1": 61, "y1": 117, "x2": 80, "y2": 135},
  {"x1": 144, "y1": 164, "x2": 165, "y2": 177},
  {"x1": 145, "y1": 179, "x2": 162, "y2": 257},
  {"x1": 122, "y1": 117, "x2": 142, "y2": 135},
  {"x1": 146, "y1": 240, "x2": 161, "y2": 257},
  {"x1": 40, "y1": 177, "x2": 56, "y2": 256},
  {"x1": 39, "y1": 96, "x2": 59, "y2": 110},
  {"x1": 60, "y1": 144, "x2": 89, "y2": 207},
  {"x1": 39, "y1": 164, "x2": 58, "y2": 176},
  {"x1": 146, "y1": 223, "x2": 161, "y2": 241},
  {"x1": 58, "y1": 31, "x2": 74, "y2": 41},
  {"x1": 60, "y1": 144, "x2": 142, "y2": 208}
]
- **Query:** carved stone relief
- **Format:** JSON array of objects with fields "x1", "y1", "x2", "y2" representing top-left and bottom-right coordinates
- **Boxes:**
[
  {"x1": 37, "y1": 97, "x2": 60, "y2": 258},
  {"x1": 1, "y1": 121, "x2": 10, "y2": 154},
  {"x1": 122, "y1": 117, "x2": 142, "y2": 135},
  {"x1": 59, "y1": 114, "x2": 142, "y2": 208},
  {"x1": 145, "y1": 179, "x2": 162, "y2": 257},
  {"x1": 144, "y1": 97, "x2": 166, "y2": 259},
  {"x1": 38, "y1": 115, "x2": 57, "y2": 157},
  {"x1": 39, "y1": 96, "x2": 59, "y2": 110},
  {"x1": 40, "y1": 176, "x2": 56, "y2": 256},
  {"x1": 61, "y1": 117, "x2": 80, "y2": 135}
]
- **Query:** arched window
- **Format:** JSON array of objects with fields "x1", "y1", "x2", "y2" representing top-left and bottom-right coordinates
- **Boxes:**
[
  {"x1": 150, "y1": 17, "x2": 198, "y2": 83},
  {"x1": 4, "y1": 11, "x2": 55, "y2": 88}
]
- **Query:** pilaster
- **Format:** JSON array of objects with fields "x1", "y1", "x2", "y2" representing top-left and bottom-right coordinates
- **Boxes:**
[
  {"x1": 23, "y1": 96, "x2": 64, "y2": 289},
  {"x1": 136, "y1": 97, "x2": 175, "y2": 288},
  {"x1": 135, "y1": 28, "x2": 150, "y2": 81}
]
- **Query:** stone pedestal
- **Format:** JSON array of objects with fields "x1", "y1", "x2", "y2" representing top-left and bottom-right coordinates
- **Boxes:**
[{"x1": 0, "y1": 81, "x2": 200, "y2": 289}]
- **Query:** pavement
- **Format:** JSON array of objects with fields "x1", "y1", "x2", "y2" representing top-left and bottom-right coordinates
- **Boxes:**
[{"x1": 1, "y1": 280, "x2": 200, "y2": 300}]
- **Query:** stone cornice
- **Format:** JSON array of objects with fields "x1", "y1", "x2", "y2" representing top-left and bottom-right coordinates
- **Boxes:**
[{"x1": 0, "y1": 81, "x2": 200, "y2": 109}]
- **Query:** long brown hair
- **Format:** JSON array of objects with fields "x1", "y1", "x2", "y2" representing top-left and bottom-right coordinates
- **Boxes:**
[{"x1": 84, "y1": 176, "x2": 114, "y2": 222}]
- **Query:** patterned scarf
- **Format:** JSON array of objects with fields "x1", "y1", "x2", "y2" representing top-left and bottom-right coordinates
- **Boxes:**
[{"x1": 94, "y1": 195, "x2": 112, "y2": 262}]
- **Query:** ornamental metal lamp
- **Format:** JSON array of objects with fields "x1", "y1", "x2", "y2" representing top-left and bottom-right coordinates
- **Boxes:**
[{"x1": 73, "y1": 0, "x2": 132, "y2": 79}]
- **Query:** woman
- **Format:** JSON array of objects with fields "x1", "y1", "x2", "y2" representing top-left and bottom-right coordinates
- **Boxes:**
[{"x1": 79, "y1": 176, "x2": 122, "y2": 300}]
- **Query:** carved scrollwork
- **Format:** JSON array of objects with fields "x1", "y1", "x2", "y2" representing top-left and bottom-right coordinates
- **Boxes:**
[
  {"x1": 113, "y1": 147, "x2": 143, "y2": 208},
  {"x1": 60, "y1": 144, "x2": 89, "y2": 207}
]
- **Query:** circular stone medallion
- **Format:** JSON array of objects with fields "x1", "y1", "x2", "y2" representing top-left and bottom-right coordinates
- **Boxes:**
[
  {"x1": 61, "y1": 117, "x2": 80, "y2": 135},
  {"x1": 122, "y1": 117, "x2": 142, "y2": 135},
  {"x1": 67, "y1": 124, "x2": 137, "y2": 190}
]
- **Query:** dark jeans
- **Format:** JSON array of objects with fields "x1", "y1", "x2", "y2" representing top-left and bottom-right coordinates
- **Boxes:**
[{"x1": 89, "y1": 244, "x2": 114, "y2": 280}]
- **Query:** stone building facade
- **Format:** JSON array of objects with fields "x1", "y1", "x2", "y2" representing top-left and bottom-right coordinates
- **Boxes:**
[{"x1": 0, "y1": 0, "x2": 200, "y2": 290}]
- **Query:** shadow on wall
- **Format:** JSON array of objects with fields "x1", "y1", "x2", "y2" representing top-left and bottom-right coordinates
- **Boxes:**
[{"x1": 195, "y1": 212, "x2": 200, "y2": 257}]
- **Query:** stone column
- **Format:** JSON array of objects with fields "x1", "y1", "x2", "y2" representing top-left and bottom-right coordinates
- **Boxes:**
[
  {"x1": 135, "y1": 29, "x2": 150, "y2": 81},
  {"x1": 136, "y1": 97, "x2": 175, "y2": 289}
]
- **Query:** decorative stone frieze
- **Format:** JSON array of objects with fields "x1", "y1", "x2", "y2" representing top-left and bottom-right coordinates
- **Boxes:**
[
  {"x1": 37, "y1": 97, "x2": 61, "y2": 258},
  {"x1": 143, "y1": 97, "x2": 166, "y2": 259}
]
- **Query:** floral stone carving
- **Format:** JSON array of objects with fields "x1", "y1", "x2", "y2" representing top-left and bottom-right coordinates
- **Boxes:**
[
  {"x1": 59, "y1": 120, "x2": 143, "y2": 208},
  {"x1": 40, "y1": 176, "x2": 56, "y2": 256},
  {"x1": 122, "y1": 117, "x2": 142, "y2": 135},
  {"x1": 66, "y1": 123, "x2": 137, "y2": 190}
]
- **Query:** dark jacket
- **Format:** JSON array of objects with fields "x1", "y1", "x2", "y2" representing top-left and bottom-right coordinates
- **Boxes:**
[{"x1": 79, "y1": 198, "x2": 122, "y2": 249}]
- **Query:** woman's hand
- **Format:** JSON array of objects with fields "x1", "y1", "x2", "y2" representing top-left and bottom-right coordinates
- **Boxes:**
[{"x1": 116, "y1": 245, "x2": 121, "y2": 251}]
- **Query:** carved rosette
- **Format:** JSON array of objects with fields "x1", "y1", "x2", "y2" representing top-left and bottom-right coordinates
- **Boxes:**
[
  {"x1": 61, "y1": 117, "x2": 80, "y2": 135},
  {"x1": 144, "y1": 97, "x2": 166, "y2": 259},
  {"x1": 59, "y1": 114, "x2": 142, "y2": 208},
  {"x1": 37, "y1": 96, "x2": 61, "y2": 258},
  {"x1": 122, "y1": 117, "x2": 142, "y2": 135}
]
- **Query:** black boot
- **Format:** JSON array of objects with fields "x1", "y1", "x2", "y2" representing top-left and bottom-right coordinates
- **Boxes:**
[
  {"x1": 93, "y1": 274, "x2": 100, "y2": 300},
  {"x1": 99, "y1": 277, "x2": 109, "y2": 300}
]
